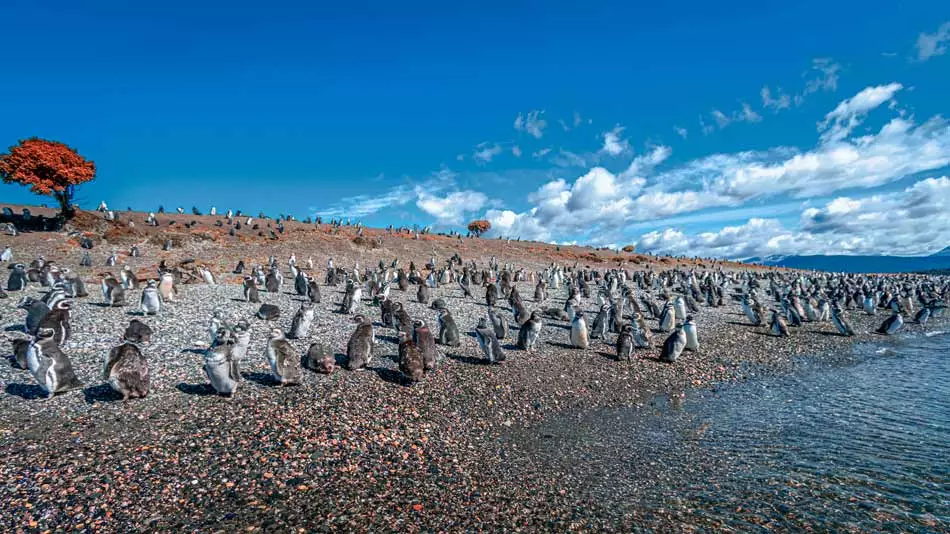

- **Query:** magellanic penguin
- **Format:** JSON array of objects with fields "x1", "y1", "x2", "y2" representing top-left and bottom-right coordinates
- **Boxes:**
[
  {"x1": 345, "y1": 314, "x2": 375, "y2": 370},
  {"x1": 682, "y1": 315, "x2": 699, "y2": 351},
  {"x1": 417, "y1": 283, "x2": 430, "y2": 306},
  {"x1": 770, "y1": 310, "x2": 790, "y2": 337},
  {"x1": 659, "y1": 325, "x2": 687, "y2": 363},
  {"x1": 158, "y1": 272, "x2": 177, "y2": 302},
  {"x1": 831, "y1": 306, "x2": 855, "y2": 337},
  {"x1": 7, "y1": 263, "x2": 28, "y2": 291},
  {"x1": 658, "y1": 300, "x2": 676, "y2": 333},
  {"x1": 120, "y1": 265, "x2": 139, "y2": 290},
  {"x1": 231, "y1": 320, "x2": 251, "y2": 369},
  {"x1": 412, "y1": 320, "x2": 439, "y2": 372},
  {"x1": 256, "y1": 304, "x2": 280, "y2": 321},
  {"x1": 287, "y1": 302, "x2": 315, "y2": 339},
  {"x1": 570, "y1": 311, "x2": 589, "y2": 349},
  {"x1": 475, "y1": 317, "x2": 506, "y2": 364},
  {"x1": 26, "y1": 328, "x2": 85, "y2": 398},
  {"x1": 140, "y1": 280, "x2": 161, "y2": 315},
  {"x1": 294, "y1": 270, "x2": 309, "y2": 296},
  {"x1": 876, "y1": 311, "x2": 904, "y2": 336},
  {"x1": 437, "y1": 308, "x2": 461, "y2": 347},
  {"x1": 39, "y1": 299, "x2": 72, "y2": 346},
  {"x1": 303, "y1": 343, "x2": 335, "y2": 374},
  {"x1": 10, "y1": 337, "x2": 31, "y2": 369},
  {"x1": 616, "y1": 324, "x2": 635, "y2": 362},
  {"x1": 243, "y1": 276, "x2": 261, "y2": 303},
  {"x1": 517, "y1": 311, "x2": 543, "y2": 353},
  {"x1": 398, "y1": 331, "x2": 425, "y2": 383},
  {"x1": 487, "y1": 306, "x2": 508, "y2": 341},
  {"x1": 102, "y1": 342, "x2": 150, "y2": 400},
  {"x1": 18, "y1": 296, "x2": 50, "y2": 335},
  {"x1": 204, "y1": 327, "x2": 239, "y2": 397},
  {"x1": 265, "y1": 329, "x2": 302, "y2": 386},
  {"x1": 307, "y1": 279, "x2": 321, "y2": 304}
]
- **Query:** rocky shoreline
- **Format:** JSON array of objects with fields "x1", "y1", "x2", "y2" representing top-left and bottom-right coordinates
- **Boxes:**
[{"x1": 0, "y1": 214, "x2": 946, "y2": 531}]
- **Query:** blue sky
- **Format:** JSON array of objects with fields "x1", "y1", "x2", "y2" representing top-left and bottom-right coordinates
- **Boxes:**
[{"x1": 2, "y1": 1, "x2": 949, "y2": 258}]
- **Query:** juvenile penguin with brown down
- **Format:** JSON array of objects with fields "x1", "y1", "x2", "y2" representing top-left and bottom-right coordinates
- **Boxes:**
[
  {"x1": 437, "y1": 308, "x2": 461, "y2": 347},
  {"x1": 265, "y1": 329, "x2": 301, "y2": 386},
  {"x1": 303, "y1": 343, "x2": 336, "y2": 374},
  {"x1": 412, "y1": 319, "x2": 438, "y2": 372},
  {"x1": 123, "y1": 319, "x2": 153, "y2": 344},
  {"x1": 398, "y1": 331, "x2": 425, "y2": 383},
  {"x1": 102, "y1": 342, "x2": 150, "y2": 400},
  {"x1": 345, "y1": 314, "x2": 375, "y2": 370}
]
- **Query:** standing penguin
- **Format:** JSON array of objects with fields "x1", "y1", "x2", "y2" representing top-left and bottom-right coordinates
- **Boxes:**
[
  {"x1": 345, "y1": 314, "x2": 375, "y2": 370},
  {"x1": 265, "y1": 268, "x2": 280, "y2": 293},
  {"x1": 158, "y1": 272, "x2": 177, "y2": 302},
  {"x1": 475, "y1": 317, "x2": 506, "y2": 364},
  {"x1": 876, "y1": 311, "x2": 904, "y2": 336},
  {"x1": 487, "y1": 306, "x2": 509, "y2": 340},
  {"x1": 307, "y1": 279, "x2": 321, "y2": 304},
  {"x1": 770, "y1": 310, "x2": 790, "y2": 337},
  {"x1": 233, "y1": 260, "x2": 246, "y2": 274},
  {"x1": 140, "y1": 280, "x2": 161, "y2": 315},
  {"x1": 831, "y1": 306, "x2": 855, "y2": 337},
  {"x1": 616, "y1": 324, "x2": 635, "y2": 361},
  {"x1": 411, "y1": 320, "x2": 438, "y2": 372},
  {"x1": 658, "y1": 300, "x2": 676, "y2": 333},
  {"x1": 288, "y1": 302, "x2": 315, "y2": 339},
  {"x1": 25, "y1": 328, "x2": 84, "y2": 398},
  {"x1": 517, "y1": 311, "x2": 543, "y2": 353},
  {"x1": 18, "y1": 296, "x2": 50, "y2": 335},
  {"x1": 243, "y1": 277, "x2": 261, "y2": 303},
  {"x1": 398, "y1": 332, "x2": 425, "y2": 383},
  {"x1": 683, "y1": 315, "x2": 699, "y2": 351},
  {"x1": 341, "y1": 279, "x2": 361, "y2": 314},
  {"x1": 437, "y1": 308, "x2": 461, "y2": 347},
  {"x1": 7, "y1": 263, "x2": 28, "y2": 291},
  {"x1": 659, "y1": 326, "x2": 687, "y2": 363},
  {"x1": 417, "y1": 283, "x2": 430, "y2": 306},
  {"x1": 570, "y1": 311, "x2": 589, "y2": 349},
  {"x1": 294, "y1": 270, "x2": 309, "y2": 296},
  {"x1": 265, "y1": 329, "x2": 301, "y2": 386},
  {"x1": 303, "y1": 343, "x2": 336, "y2": 374},
  {"x1": 39, "y1": 299, "x2": 72, "y2": 346},
  {"x1": 204, "y1": 328, "x2": 239, "y2": 398},
  {"x1": 102, "y1": 343, "x2": 150, "y2": 400}
]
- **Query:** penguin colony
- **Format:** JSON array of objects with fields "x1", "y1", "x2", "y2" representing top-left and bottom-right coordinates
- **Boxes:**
[{"x1": 3, "y1": 238, "x2": 949, "y2": 401}]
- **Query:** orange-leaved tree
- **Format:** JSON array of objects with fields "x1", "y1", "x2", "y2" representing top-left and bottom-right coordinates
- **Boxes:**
[
  {"x1": 467, "y1": 219, "x2": 491, "y2": 237},
  {"x1": 0, "y1": 138, "x2": 96, "y2": 219}
]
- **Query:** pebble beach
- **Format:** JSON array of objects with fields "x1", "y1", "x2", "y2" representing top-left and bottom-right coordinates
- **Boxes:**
[{"x1": 1, "y1": 208, "x2": 946, "y2": 532}]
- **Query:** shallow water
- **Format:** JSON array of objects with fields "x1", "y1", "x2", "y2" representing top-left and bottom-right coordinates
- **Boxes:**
[{"x1": 507, "y1": 331, "x2": 950, "y2": 532}]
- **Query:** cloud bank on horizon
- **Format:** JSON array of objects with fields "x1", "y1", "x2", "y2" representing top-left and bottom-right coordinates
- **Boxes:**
[{"x1": 317, "y1": 19, "x2": 950, "y2": 259}]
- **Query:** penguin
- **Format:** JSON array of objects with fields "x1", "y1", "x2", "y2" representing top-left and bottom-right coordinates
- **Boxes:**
[
  {"x1": 417, "y1": 283, "x2": 430, "y2": 306},
  {"x1": 106, "y1": 252, "x2": 117, "y2": 267},
  {"x1": 256, "y1": 304, "x2": 280, "y2": 321},
  {"x1": 123, "y1": 319, "x2": 153, "y2": 343},
  {"x1": 437, "y1": 308, "x2": 461, "y2": 347},
  {"x1": 231, "y1": 319, "x2": 251, "y2": 367},
  {"x1": 79, "y1": 252, "x2": 92, "y2": 268},
  {"x1": 658, "y1": 300, "x2": 676, "y2": 333},
  {"x1": 487, "y1": 306, "x2": 508, "y2": 340},
  {"x1": 341, "y1": 279, "x2": 361, "y2": 314},
  {"x1": 0, "y1": 246, "x2": 11, "y2": 262},
  {"x1": 590, "y1": 303, "x2": 612, "y2": 340},
  {"x1": 265, "y1": 269, "x2": 280, "y2": 293},
  {"x1": 233, "y1": 260, "x2": 246, "y2": 274},
  {"x1": 7, "y1": 263, "x2": 27, "y2": 291},
  {"x1": 140, "y1": 280, "x2": 161, "y2": 315},
  {"x1": 393, "y1": 302, "x2": 413, "y2": 338},
  {"x1": 204, "y1": 327, "x2": 239, "y2": 397},
  {"x1": 914, "y1": 305, "x2": 931, "y2": 325},
  {"x1": 243, "y1": 277, "x2": 261, "y2": 303},
  {"x1": 265, "y1": 329, "x2": 301, "y2": 386},
  {"x1": 430, "y1": 297, "x2": 447, "y2": 311},
  {"x1": 683, "y1": 315, "x2": 699, "y2": 351},
  {"x1": 412, "y1": 319, "x2": 439, "y2": 372},
  {"x1": 876, "y1": 311, "x2": 904, "y2": 335},
  {"x1": 158, "y1": 272, "x2": 177, "y2": 302},
  {"x1": 102, "y1": 342, "x2": 150, "y2": 400},
  {"x1": 294, "y1": 270, "x2": 309, "y2": 296},
  {"x1": 770, "y1": 310, "x2": 790, "y2": 337},
  {"x1": 631, "y1": 321, "x2": 652, "y2": 349},
  {"x1": 673, "y1": 296, "x2": 687, "y2": 323},
  {"x1": 25, "y1": 328, "x2": 84, "y2": 398},
  {"x1": 831, "y1": 306, "x2": 855, "y2": 337},
  {"x1": 659, "y1": 326, "x2": 686, "y2": 363},
  {"x1": 615, "y1": 324, "x2": 635, "y2": 362},
  {"x1": 10, "y1": 338, "x2": 31, "y2": 369},
  {"x1": 303, "y1": 343, "x2": 335, "y2": 374},
  {"x1": 120, "y1": 265, "x2": 139, "y2": 290},
  {"x1": 863, "y1": 295, "x2": 876, "y2": 315},
  {"x1": 475, "y1": 317, "x2": 506, "y2": 364},
  {"x1": 65, "y1": 273, "x2": 88, "y2": 298},
  {"x1": 39, "y1": 299, "x2": 71, "y2": 346},
  {"x1": 345, "y1": 314, "x2": 374, "y2": 370},
  {"x1": 199, "y1": 266, "x2": 217, "y2": 286},
  {"x1": 570, "y1": 311, "x2": 589, "y2": 349},
  {"x1": 307, "y1": 279, "x2": 321, "y2": 304},
  {"x1": 18, "y1": 296, "x2": 50, "y2": 335},
  {"x1": 287, "y1": 302, "x2": 315, "y2": 339},
  {"x1": 485, "y1": 283, "x2": 498, "y2": 308},
  {"x1": 398, "y1": 331, "x2": 425, "y2": 383},
  {"x1": 516, "y1": 311, "x2": 543, "y2": 353},
  {"x1": 129, "y1": 245, "x2": 139, "y2": 258}
]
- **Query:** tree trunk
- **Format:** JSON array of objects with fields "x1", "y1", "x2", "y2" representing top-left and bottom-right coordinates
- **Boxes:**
[{"x1": 55, "y1": 189, "x2": 76, "y2": 220}]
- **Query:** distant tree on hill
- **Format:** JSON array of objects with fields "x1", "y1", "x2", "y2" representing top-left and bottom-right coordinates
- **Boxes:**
[
  {"x1": 0, "y1": 137, "x2": 96, "y2": 219},
  {"x1": 467, "y1": 219, "x2": 491, "y2": 237}
]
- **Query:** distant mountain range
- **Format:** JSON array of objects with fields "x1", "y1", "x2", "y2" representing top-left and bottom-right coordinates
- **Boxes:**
[{"x1": 743, "y1": 247, "x2": 950, "y2": 273}]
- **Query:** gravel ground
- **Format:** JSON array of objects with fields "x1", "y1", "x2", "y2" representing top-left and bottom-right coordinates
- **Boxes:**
[{"x1": 0, "y1": 212, "x2": 946, "y2": 532}]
